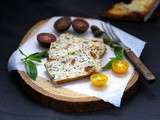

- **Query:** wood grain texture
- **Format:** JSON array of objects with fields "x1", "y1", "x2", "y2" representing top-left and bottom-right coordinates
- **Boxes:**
[
  {"x1": 125, "y1": 48, "x2": 155, "y2": 81},
  {"x1": 17, "y1": 19, "x2": 139, "y2": 112}
]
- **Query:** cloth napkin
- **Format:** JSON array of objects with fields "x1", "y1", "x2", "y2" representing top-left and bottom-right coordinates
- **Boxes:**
[{"x1": 8, "y1": 17, "x2": 145, "y2": 107}]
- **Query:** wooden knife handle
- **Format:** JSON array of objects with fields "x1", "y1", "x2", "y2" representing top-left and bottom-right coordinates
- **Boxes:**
[{"x1": 125, "y1": 48, "x2": 156, "y2": 81}]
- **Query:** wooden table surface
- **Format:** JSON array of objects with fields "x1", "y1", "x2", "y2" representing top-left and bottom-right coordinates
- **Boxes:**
[{"x1": 0, "y1": 0, "x2": 160, "y2": 120}]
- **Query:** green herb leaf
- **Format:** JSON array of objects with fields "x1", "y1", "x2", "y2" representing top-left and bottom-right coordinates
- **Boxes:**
[
  {"x1": 36, "y1": 50, "x2": 48, "y2": 58},
  {"x1": 28, "y1": 57, "x2": 42, "y2": 62},
  {"x1": 114, "y1": 47, "x2": 124, "y2": 60},
  {"x1": 25, "y1": 50, "x2": 48, "y2": 62},
  {"x1": 19, "y1": 49, "x2": 27, "y2": 57},
  {"x1": 19, "y1": 50, "x2": 48, "y2": 80},
  {"x1": 28, "y1": 50, "x2": 48, "y2": 60},
  {"x1": 24, "y1": 60, "x2": 37, "y2": 80},
  {"x1": 102, "y1": 60, "x2": 112, "y2": 70},
  {"x1": 102, "y1": 57, "x2": 117, "y2": 70},
  {"x1": 102, "y1": 47, "x2": 125, "y2": 71}
]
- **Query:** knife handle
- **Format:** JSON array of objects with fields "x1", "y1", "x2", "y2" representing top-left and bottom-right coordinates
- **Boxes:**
[{"x1": 125, "y1": 48, "x2": 156, "y2": 81}]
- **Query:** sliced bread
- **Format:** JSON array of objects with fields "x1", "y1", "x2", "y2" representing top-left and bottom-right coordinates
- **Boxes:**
[
  {"x1": 103, "y1": 0, "x2": 158, "y2": 21},
  {"x1": 45, "y1": 33, "x2": 106, "y2": 84}
]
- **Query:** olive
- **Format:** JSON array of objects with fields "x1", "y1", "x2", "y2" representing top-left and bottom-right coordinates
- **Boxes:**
[
  {"x1": 37, "y1": 33, "x2": 56, "y2": 47},
  {"x1": 91, "y1": 25, "x2": 104, "y2": 37},
  {"x1": 54, "y1": 17, "x2": 71, "y2": 32},
  {"x1": 72, "y1": 18, "x2": 89, "y2": 33},
  {"x1": 103, "y1": 36, "x2": 112, "y2": 45},
  {"x1": 110, "y1": 42, "x2": 121, "y2": 48}
]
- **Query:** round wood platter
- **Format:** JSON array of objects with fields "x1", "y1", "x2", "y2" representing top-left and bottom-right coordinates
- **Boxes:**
[{"x1": 17, "y1": 19, "x2": 139, "y2": 112}]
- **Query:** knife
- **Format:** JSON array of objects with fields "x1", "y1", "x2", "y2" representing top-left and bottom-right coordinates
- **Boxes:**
[{"x1": 102, "y1": 22, "x2": 156, "y2": 82}]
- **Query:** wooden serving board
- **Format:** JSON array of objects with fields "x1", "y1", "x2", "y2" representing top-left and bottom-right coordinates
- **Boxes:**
[{"x1": 17, "y1": 19, "x2": 139, "y2": 112}]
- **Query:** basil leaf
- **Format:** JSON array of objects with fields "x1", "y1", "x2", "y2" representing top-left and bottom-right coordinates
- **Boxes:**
[
  {"x1": 102, "y1": 60, "x2": 112, "y2": 70},
  {"x1": 19, "y1": 49, "x2": 27, "y2": 57},
  {"x1": 19, "y1": 50, "x2": 48, "y2": 80},
  {"x1": 26, "y1": 50, "x2": 48, "y2": 62},
  {"x1": 114, "y1": 47, "x2": 124, "y2": 60},
  {"x1": 38, "y1": 50, "x2": 48, "y2": 58},
  {"x1": 29, "y1": 57, "x2": 42, "y2": 62},
  {"x1": 28, "y1": 50, "x2": 48, "y2": 60},
  {"x1": 24, "y1": 60, "x2": 37, "y2": 80},
  {"x1": 102, "y1": 57, "x2": 117, "y2": 70},
  {"x1": 102, "y1": 47, "x2": 125, "y2": 71}
]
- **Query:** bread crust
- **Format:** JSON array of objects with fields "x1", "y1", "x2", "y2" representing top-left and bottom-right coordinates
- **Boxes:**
[
  {"x1": 103, "y1": 0, "x2": 157, "y2": 21},
  {"x1": 44, "y1": 62, "x2": 96, "y2": 84}
]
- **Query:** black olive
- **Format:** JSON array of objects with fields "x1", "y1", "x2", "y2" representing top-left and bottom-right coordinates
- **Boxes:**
[
  {"x1": 72, "y1": 18, "x2": 89, "y2": 33},
  {"x1": 54, "y1": 17, "x2": 71, "y2": 33},
  {"x1": 37, "y1": 33, "x2": 56, "y2": 47}
]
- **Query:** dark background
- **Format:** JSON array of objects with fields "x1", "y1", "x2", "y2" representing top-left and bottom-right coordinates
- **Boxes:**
[{"x1": 0, "y1": 0, "x2": 160, "y2": 120}]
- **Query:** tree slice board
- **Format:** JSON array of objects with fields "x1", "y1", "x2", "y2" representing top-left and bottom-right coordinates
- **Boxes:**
[{"x1": 17, "y1": 19, "x2": 139, "y2": 112}]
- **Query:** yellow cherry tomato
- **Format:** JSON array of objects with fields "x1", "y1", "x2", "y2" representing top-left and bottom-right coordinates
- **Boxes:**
[
  {"x1": 90, "y1": 73, "x2": 108, "y2": 87},
  {"x1": 112, "y1": 60, "x2": 129, "y2": 74}
]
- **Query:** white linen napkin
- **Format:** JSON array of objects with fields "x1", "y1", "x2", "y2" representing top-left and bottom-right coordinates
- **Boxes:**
[{"x1": 8, "y1": 17, "x2": 145, "y2": 107}]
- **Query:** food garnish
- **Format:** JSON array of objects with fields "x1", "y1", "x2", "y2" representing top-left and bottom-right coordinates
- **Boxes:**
[
  {"x1": 90, "y1": 25, "x2": 129, "y2": 74},
  {"x1": 90, "y1": 73, "x2": 108, "y2": 87},
  {"x1": 19, "y1": 49, "x2": 48, "y2": 80},
  {"x1": 112, "y1": 60, "x2": 129, "y2": 74},
  {"x1": 102, "y1": 47, "x2": 125, "y2": 69},
  {"x1": 102, "y1": 46, "x2": 129, "y2": 74}
]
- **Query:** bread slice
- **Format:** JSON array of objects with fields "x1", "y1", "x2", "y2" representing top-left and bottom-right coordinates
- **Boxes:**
[
  {"x1": 45, "y1": 53, "x2": 102, "y2": 84},
  {"x1": 103, "y1": 0, "x2": 158, "y2": 21},
  {"x1": 48, "y1": 33, "x2": 106, "y2": 60},
  {"x1": 45, "y1": 33, "x2": 106, "y2": 84}
]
